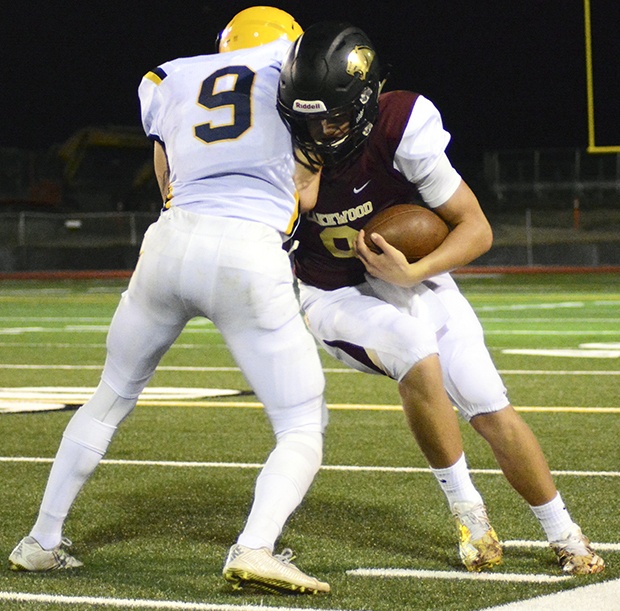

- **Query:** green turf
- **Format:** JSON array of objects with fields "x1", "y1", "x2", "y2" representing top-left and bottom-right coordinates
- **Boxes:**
[{"x1": 0, "y1": 273, "x2": 618, "y2": 610}]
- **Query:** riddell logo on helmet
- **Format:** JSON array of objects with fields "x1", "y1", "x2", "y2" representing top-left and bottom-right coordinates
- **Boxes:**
[{"x1": 293, "y1": 99, "x2": 327, "y2": 113}]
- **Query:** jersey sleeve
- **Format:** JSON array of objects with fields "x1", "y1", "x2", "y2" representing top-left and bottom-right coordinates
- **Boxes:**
[
  {"x1": 392, "y1": 95, "x2": 461, "y2": 208},
  {"x1": 393, "y1": 95, "x2": 452, "y2": 183},
  {"x1": 138, "y1": 66, "x2": 168, "y2": 143}
]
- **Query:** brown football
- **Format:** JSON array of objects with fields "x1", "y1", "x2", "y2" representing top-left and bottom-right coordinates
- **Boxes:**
[{"x1": 362, "y1": 204, "x2": 449, "y2": 262}]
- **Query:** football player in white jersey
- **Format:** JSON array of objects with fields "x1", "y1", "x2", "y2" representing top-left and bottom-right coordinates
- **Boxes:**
[
  {"x1": 9, "y1": 7, "x2": 330, "y2": 595},
  {"x1": 277, "y1": 22, "x2": 604, "y2": 575}
]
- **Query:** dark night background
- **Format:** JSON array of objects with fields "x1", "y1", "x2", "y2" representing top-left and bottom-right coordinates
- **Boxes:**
[{"x1": 3, "y1": 0, "x2": 618, "y2": 170}]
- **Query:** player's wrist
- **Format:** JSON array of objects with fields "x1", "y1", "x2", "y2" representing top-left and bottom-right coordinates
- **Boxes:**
[{"x1": 403, "y1": 260, "x2": 430, "y2": 287}]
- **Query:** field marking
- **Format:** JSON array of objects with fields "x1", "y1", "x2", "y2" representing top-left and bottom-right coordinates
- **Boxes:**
[
  {"x1": 0, "y1": 327, "x2": 220, "y2": 335},
  {"x1": 0, "y1": 592, "x2": 345, "y2": 611},
  {"x1": 479, "y1": 578, "x2": 620, "y2": 611},
  {"x1": 0, "y1": 387, "x2": 246, "y2": 413},
  {"x1": 0, "y1": 395, "x2": 618, "y2": 414},
  {"x1": 1, "y1": 363, "x2": 620, "y2": 376},
  {"x1": 475, "y1": 303, "x2": 586, "y2": 311},
  {"x1": 3, "y1": 325, "x2": 618, "y2": 336},
  {"x1": 0, "y1": 385, "x2": 618, "y2": 415},
  {"x1": 4, "y1": 581, "x2": 619, "y2": 611},
  {"x1": 0, "y1": 316, "x2": 214, "y2": 325},
  {"x1": 0, "y1": 317, "x2": 111, "y2": 322},
  {"x1": 0, "y1": 387, "x2": 242, "y2": 401},
  {"x1": 346, "y1": 568, "x2": 570, "y2": 583},
  {"x1": 485, "y1": 330, "x2": 619, "y2": 335},
  {"x1": 2, "y1": 456, "x2": 618, "y2": 480},
  {"x1": 473, "y1": 302, "x2": 619, "y2": 312},
  {"x1": 0, "y1": 342, "x2": 214, "y2": 349},
  {"x1": 0, "y1": 316, "x2": 620, "y2": 328},
  {"x1": 503, "y1": 540, "x2": 620, "y2": 552},
  {"x1": 103, "y1": 401, "x2": 620, "y2": 414},
  {"x1": 479, "y1": 318, "x2": 620, "y2": 323},
  {"x1": 503, "y1": 348, "x2": 620, "y2": 357},
  {"x1": 499, "y1": 369, "x2": 620, "y2": 375}
]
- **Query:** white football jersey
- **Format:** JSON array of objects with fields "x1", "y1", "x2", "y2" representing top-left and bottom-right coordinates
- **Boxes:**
[{"x1": 138, "y1": 40, "x2": 298, "y2": 234}]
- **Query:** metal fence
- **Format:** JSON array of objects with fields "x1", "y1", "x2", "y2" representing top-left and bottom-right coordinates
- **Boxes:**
[
  {"x1": 0, "y1": 211, "x2": 158, "y2": 272},
  {"x1": 483, "y1": 148, "x2": 620, "y2": 203},
  {"x1": 0, "y1": 208, "x2": 618, "y2": 272},
  {"x1": 2, "y1": 144, "x2": 620, "y2": 272}
]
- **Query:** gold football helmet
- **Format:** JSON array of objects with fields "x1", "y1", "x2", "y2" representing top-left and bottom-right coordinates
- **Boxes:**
[{"x1": 218, "y1": 6, "x2": 303, "y2": 53}]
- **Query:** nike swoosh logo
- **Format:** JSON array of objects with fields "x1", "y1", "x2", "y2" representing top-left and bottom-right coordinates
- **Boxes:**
[{"x1": 353, "y1": 180, "x2": 371, "y2": 194}]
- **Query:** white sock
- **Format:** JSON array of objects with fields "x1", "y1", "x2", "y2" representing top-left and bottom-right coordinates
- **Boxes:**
[
  {"x1": 237, "y1": 430, "x2": 322, "y2": 551},
  {"x1": 430, "y1": 453, "x2": 484, "y2": 509},
  {"x1": 30, "y1": 435, "x2": 108, "y2": 550},
  {"x1": 530, "y1": 492, "x2": 574, "y2": 542},
  {"x1": 29, "y1": 400, "x2": 121, "y2": 550}
]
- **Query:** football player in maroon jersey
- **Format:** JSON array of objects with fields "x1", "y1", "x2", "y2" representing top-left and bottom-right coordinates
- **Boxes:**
[{"x1": 277, "y1": 21, "x2": 604, "y2": 575}]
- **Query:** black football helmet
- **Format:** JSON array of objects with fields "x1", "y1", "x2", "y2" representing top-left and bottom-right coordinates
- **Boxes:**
[{"x1": 277, "y1": 21, "x2": 382, "y2": 167}]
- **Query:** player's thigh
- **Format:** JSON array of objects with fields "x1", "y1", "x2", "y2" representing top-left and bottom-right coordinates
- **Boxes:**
[
  {"x1": 229, "y1": 310, "x2": 327, "y2": 435},
  {"x1": 220, "y1": 273, "x2": 327, "y2": 434},
  {"x1": 196, "y1": 231, "x2": 326, "y2": 431},
  {"x1": 435, "y1": 288, "x2": 508, "y2": 420},
  {"x1": 300, "y1": 282, "x2": 438, "y2": 381},
  {"x1": 103, "y1": 237, "x2": 189, "y2": 398},
  {"x1": 211, "y1": 236, "x2": 299, "y2": 330}
]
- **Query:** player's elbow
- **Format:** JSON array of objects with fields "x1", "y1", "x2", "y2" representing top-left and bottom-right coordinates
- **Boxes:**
[{"x1": 479, "y1": 221, "x2": 493, "y2": 255}]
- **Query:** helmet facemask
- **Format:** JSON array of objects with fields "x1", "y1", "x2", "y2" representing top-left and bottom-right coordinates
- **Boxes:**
[{"x1": 279, "y1": 83, "x2": 379, "y2": 168}]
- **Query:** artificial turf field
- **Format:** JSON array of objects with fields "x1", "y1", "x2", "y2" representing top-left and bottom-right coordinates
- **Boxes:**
[{"x1": 0, "y1": 272, "x2": 617, "y2": 610}]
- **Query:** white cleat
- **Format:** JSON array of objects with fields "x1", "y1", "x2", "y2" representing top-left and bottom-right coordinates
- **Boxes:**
[
  {"x1": 452, "y1": 502, "x2": 503, "y2": 572},
  {"x1": 550, "y1": 524, "x2": 605, "y2": 575},
  {"x1": 8, "y1": 536, "x2": 83, "y2": 572},
  {"x1": 223, "y1": 544, "x2": 330, "y2": 594}
]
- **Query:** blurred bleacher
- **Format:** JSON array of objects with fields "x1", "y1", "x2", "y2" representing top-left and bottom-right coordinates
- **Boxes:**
[{"x1": 0, "y1": 130, "x2": 619, "y2": 272}]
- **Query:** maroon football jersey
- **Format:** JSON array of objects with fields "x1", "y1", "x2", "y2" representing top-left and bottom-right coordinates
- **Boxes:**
[{"x1": 294, "y1": 91, "x2": 423, "y2": 290}]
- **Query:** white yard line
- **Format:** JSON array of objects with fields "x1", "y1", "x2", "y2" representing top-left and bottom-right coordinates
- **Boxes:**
[
  {"x1": 0, "y1": 592, "x2": 347, "y2": 611},
  {"x1": 485, "y1": 330, "x2": 620, "y2": 335},
  {"x1": 477, "y1": 578, "x2": 620, "y2": 611},
  {"x1": 0, "y1": 392, "x2": 618, "y2": 415},
  {"x1": 346, "y1": 568, "x2": 570, "y2": 583},
  {"x1": 1, "y1": 456, "x2": 618, "y2": 481},
  {"x1": 1, "y1": 364, "x2": 620, "y2": 375},
  {"x1": 503, "y1": 540, "x2": 620, "y2": 552}
]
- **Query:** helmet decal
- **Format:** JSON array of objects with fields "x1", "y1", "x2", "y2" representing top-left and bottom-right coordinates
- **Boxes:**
[
  {"x1": 346, "y1": 46, "x2": 375, "y2": 81},
  {"x1": 293, "y1": 100, "x2": 328, "y2": 113}
]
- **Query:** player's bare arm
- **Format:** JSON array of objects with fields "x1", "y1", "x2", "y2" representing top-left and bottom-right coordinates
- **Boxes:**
[
  {"x1": 153, "y1": 141, "x2": 170, "y2": 202},
  {"x1": 355, "y1": 180, "x2": 493, "y2": 287},
  {"x1": 424, "y1": 179, "x2": 493, "y2": 269}
]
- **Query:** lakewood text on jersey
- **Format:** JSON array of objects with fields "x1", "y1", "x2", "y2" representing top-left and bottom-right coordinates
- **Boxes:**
[{"x1": 306, "y1": 201, "x2": 374, "y2": 227}]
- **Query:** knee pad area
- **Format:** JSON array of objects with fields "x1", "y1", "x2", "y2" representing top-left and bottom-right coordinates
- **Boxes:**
[
  {"x1": 62, "y1": 382, "x2": 137, "y2": 455},
  {"x1": 276, "y1": 429, "x2": 323, "y2": 459},
  {"x1": 63, "y1": 409, "x2": 117, "y2": 456},
  {"x1": 76, "y1": 381, "x2": 138, "y2": 426},
  {"x1": 268, "y1": 395, "x2": 328, "y2": 438},
  {"x1": 265, "y1": 429, "x2": 324, "y2": 483}
]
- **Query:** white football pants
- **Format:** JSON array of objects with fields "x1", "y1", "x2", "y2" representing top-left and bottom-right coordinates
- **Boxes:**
[
  {"x1": 299, "y1": 272, "x2": 508, "y2": 421},
  {"x1": 102, "y1": 206, "x2": 327, "y2": 434},
  {"x1": 30, "y1": 206, "x2": 327, "y2": 551}
]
